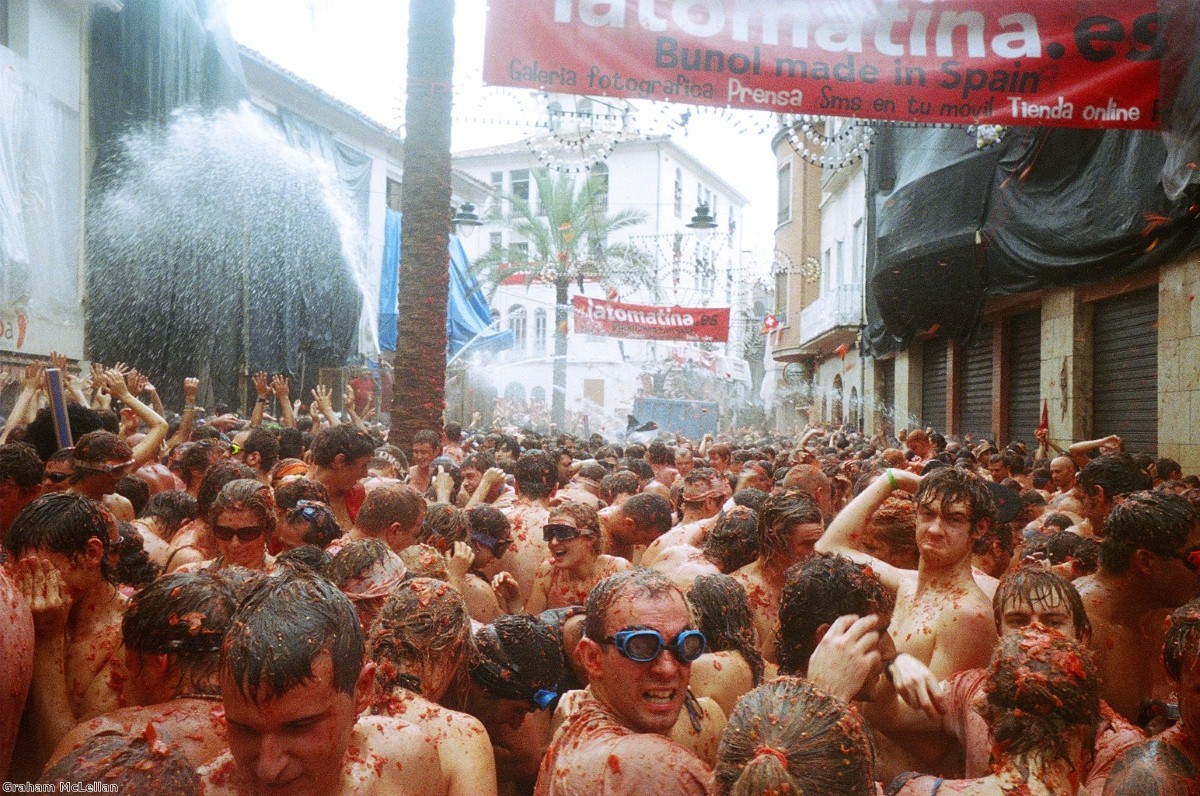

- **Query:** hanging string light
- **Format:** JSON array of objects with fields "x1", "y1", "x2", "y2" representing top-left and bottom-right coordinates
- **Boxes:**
[{"x1": 780, "y1": 114, "x2": 876, "y2": 171}]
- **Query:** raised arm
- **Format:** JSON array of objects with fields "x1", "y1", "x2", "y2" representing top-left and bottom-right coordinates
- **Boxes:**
[
  {"x1": 250, "y1": 372, "x2": 270, "y2": 428},
  {"x1": 166, "y1": 377, "x2": 200, "y2": 449},
  {"x1": 814, "y1": 468, "x2": 920, "y2": 593},
  {"x1": 271, "y1": 375, "x2": 296, "y2": 428},
  {"x1": 0, "y1": 362, "x2": 44, "y2": 445},
  {"x1": 103, "y1": 369, "x2": 167, "y2": 467},
  {"x1": 311, "y1": 384, "x2": 340, "y2": 427},
  {"x1": 343, "y1": 386, "x2": 368, "y2": 432},
  {"x1": 1068, "y1": 434, "x2": 1121, "y2": 468}
]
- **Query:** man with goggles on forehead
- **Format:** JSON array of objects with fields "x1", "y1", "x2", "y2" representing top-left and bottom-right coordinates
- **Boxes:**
[{"x1": 536, "y1": 569, "x2": 711, "y2": 795}]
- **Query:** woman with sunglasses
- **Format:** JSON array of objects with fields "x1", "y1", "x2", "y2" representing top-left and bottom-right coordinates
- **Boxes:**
[
  {"x1": 524, "y1": 502, "x2": 630, "y2": 615},
  {"x1": 177, "y1": 479, "x2": 275, "y2": 573}
]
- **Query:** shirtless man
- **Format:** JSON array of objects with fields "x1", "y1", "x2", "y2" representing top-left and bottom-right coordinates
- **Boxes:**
[
  {"x1": 408, "y1": 429, "x2": 442, "y2": 495},
  {"x1": 0, "y1": 442, "x2": 43, "y2": 540},
  {"x1": 498, "y1": 451, "x2": 557, "y2": 606},
  {"x1": 640, "y1": 470, "x2": 724, "y2": 566},
  {"x1": 46, "y1": 571, "x2": 237, "y2": 772},
  {"x1": 731, "y1": 489, "x2": 825, "y2": 664},
  {"x1": 817, "y1": 467, "x2": 999, "y2": 778},
  {"x1": 1074, "y1": 452, "x2": 1152, "y2": 537},
  {"x1": 525, "y1": 502, "x2": 630, "y2": 614},
  {"x1": 335, "y1": 483, "x2": 426, "y2": 556},
  {"x1": 68, "y1": 430, "x2": 140, "y2": 522},
  {"x1": 4, "y1": 493, "x2": 129, "y2": 779},
  {"x1": 1049, "y1": 454, "x2": 1078, "y2": 494},
  {"x1": 650, "y1": 505, "x2": 761, "y2": 595},
  {"x1": 1075, "y1": 490, "x2": 1200, "y2": 725},
  {"x1": 460, "y1": 453, "x2": 516, "y2": 510},
  {"x1": 1104, "y1": 597, "x2": 1200, "y2": 794},
  {"x1": 870, "y1": 567, "x2": 1143, "y2": 795},
  {"x1": 200, "y1": 570, "x2": 447, "y2": 796},
  {"x1": 598, "y1": 491, "x2": 673, "y2": 564},
  {"x1": 368, "y1": 578, "x2": 497, "y2": 796},
  {"x1": 307, "y1": 425, "x2": 376, "y2": 529},
  {"x1": 536, "y1": 569, "x2": 711, "y2": 795},
  {"x1": 0, "y1": 567, "x2": 33, "y2": 781},
  {"x1": 780, "y1": 463, "x2": 833, "y2": 520}
]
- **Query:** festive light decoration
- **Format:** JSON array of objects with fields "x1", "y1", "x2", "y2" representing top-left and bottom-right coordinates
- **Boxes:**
[{"x1": 781, "y1": 114, "x2": 876, "y2": 171}]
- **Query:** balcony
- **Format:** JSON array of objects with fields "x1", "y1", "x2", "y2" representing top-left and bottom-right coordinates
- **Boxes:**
[{"x1": 796, "y1": 283, "x2": 862, "y2": 355}]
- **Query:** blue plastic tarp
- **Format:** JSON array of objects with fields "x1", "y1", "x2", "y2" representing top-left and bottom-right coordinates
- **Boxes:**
[{"x1": 379, "y1": 209, "x2": 513, "y2": 357}]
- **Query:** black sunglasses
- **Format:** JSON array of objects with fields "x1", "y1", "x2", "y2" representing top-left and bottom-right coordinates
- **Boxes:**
[
  {"x1": 212, "y1": 524, "x2": 265, "y2": 542},
  {"x1": 602, "y1": 628, "x2": 707, "y2": 664},
  {"x1": 543, "y1": 523, "x2": 586, "y2": 543}
]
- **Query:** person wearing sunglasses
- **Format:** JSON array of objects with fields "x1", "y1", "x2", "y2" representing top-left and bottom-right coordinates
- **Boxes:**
[
  {"x1": 1075, "y1": 489, "x2": 1200, "y2": 728},
  {"x1": 461, "y1": 506, "x2": 521, "y2": 622},
  {"x1": 537, "y1": 569, "x2": 711, "y2": 795},
  {"x1": 274, "y1": 499, "x2": 342, "y2": 554},
  {"x1": 524, "y1": 503, "x2": 630, "y2": 615},
  {"x1": 190, "y1": 479, "x2": 275, "y2": 573},
  {"x1": 39, "y1": 449, "x2": 76, "y2": 495}
]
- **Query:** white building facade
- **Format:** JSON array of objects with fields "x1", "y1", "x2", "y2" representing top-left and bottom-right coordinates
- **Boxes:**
[{"x1": 453, "y1": 134, "x2": 752, "y2": 435}]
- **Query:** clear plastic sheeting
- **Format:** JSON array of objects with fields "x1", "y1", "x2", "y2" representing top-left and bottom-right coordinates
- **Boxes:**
[
  {"x1": 0, "y1": 46, "x2": 84, "y2": 353},
  {"x1": 1160, "y1": 0, "x2": 1200, "y2": 200}
]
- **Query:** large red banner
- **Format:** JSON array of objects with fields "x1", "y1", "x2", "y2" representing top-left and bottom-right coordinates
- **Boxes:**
[
  {"x1": 485, "y1": 1, "x2": 1161, "y2": 129},
  {"x1": 573, "y1": 296, "x2": 730, "y2": 342}
]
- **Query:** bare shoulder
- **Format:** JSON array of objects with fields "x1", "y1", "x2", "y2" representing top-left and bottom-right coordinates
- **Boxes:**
[
  {"x1": 599, "y1": 554, "x2": 632, "y2": 574},
  {"x1": 356, "y1": 715, "x2": 447, "y2": 794},
  {"x1": 1104, "y1": 737, "x2": 1198, "y2": 796}
]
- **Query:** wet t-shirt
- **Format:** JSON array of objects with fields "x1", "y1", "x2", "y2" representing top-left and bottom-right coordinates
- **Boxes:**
[{"x1": 535, "y1": 688, "x2": 710, "y2": 796}]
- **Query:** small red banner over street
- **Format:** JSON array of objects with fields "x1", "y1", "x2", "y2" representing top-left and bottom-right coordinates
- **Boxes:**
[
  {"x1": 573, "y1": 296, "x2": 730, "y2": 342},
  {"x1": 485, "y1": 0, "x2": 1161, "y2": 129}
]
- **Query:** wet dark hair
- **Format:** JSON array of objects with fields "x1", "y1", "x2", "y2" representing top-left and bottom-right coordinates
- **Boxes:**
[
  {"x1": 646, "y1": 441, "x2": 674, "y2": 466},
  {"x1": 617, "y1": 457, "x2": 653, "y2": 482},
  {"x1": 470, "y1": 614, "x2": 564, "y2": 701},
  {"x1": 241, "y1": 427, "x2": 280, "y2": 471},
  {"x1": 1157, "y1": 457, "x2": 1184, "y2": 482},
  {"x1": 122, "y1": 571, "x2": 236, "y2": 688},
  {"x1": 196, "y1": 460, "x2": 256, "y2": 516},
  {"x1": 619, "y1": 491, "x2": 673, "y2": 537},
  {"x1": 326, "y1": 538, "x2": 397, "y2": 587},
  {"x1": 275, "y1": 426, "x2": 305, "y2": 460},
  {"x1": 274, "y1": 544, "x2": 331, "y2": 574},
  {"x1": 72, "y1": 429, "x2": 133, "y2": 467},
  {"x1": 713, "y1": 677, "x2": 875, "y2": 796},
  {"x1": 427, "y1": 456, "x2": 462, "y2": 495},
  {"x1": 982, "y1": 627, "x2": 1100, "y2": 764},
  {"x1": 757, "y1": 489, "x2": 823, "y2": 562},
  {"x1": 461, "y1": 451, "x2": 496, "y2": 474},
  {"x1": 222, "y1": 571, "x2": 364, "y2": 704},
  {"x1": 1039, "y1": 533, "x2": 1100, "y2": 575},
  {"x1": 1163, "y1": 597, "x2": 1200, "y2": 682},
  {"x1": 0, "y1": 442, "x2": 44, "y2": 490},
  {"x1": 40, "y1": 735, "x2": 199, "y2": 793},
  {"x1": 112, "y1": 522, "x2": 159, "y2": 588},
  {"x1": 777, "y1": 553, "x2": 893, "y2": 677},
  {"x1": 599, "y1": 470, "x2": 641, "y2": 504},
  {"x1": 548, "y1": 501, "x2": 601, "y2": 535},
  {"x1": 356, "y1": 484, "x2": 425, "y2": 535},
  {"x1": 993, "y1": 567, "x2": 1090, "y2": 639},
  {"x1": 273, "y1": 476, "x2": 330, "y2": 511},
  {"x1": 208, "y1": 479, "x2": 276, "y2": 537},
  {"x1": 420, "y1": 503, "x2": 471, "y2": 549},
  {"x1": 23, "y1": 404, "x2": 103, "y2": 463},
  {"x1": 513, "y1": 451, "x2": 556, "y2": 500},
  {"x1": 495, "y1": 434, "x2": 522, "y2": 460},
  {"x1": 4, "y1": 492, "x2": 115, "y2": 573},
  {"x1": 914, "y1": 466, "x2": 997, "y2": 529},
  {"x1": 141, "y1": 490, "x2": 198, "y2": 540},
  {"x1": 1041, "y1": 512, "x2": 1074, "y2": 533},
  {"x1": 584, "y1": 568, "x2": 683, "y2": 644},
  {"x1": 702, "y1": 506, "x2": 759, "y2": 573},
  {"x1": 1080, "y1": 453, "x2": 1151, "y2": 501},
  {"x1": 731, "y1": 488, "x2": 768, "y2": 512},
  {"x1": 369, "y1": 577, "x2": 470, "y2": 697},
  {"x1": 467, "y1": 505, "x2": 511, "y2": 541},
  {"x1": 283, "y1": 500, "x2": 342, "y2": 549},
  {"x1": 116, "y1": 475, "x2": 151, "y2": 516},
  {"x1": 1100, "y1": 490, "x2": 1199, "y2": 573},
  {"x1": 412, "y1": 429, "x2": 442, "y2": 450},
  {"x1": 310, "y1": 425, "x2": 375, "y2": 468},
  {"x1": 688, "y1": 574, "x2": 764, "y2": 686},
  {"x1": 179, "y1": 441, "x2": 222, "y2": 487}
]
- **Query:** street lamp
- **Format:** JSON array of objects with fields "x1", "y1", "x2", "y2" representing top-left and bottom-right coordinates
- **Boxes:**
[
  {"x1": 686, "y1": 202, "x2": 718, "y2": 243},
  {"x1": 451, "y1": 203, "x2": 484, "y2": 237}
]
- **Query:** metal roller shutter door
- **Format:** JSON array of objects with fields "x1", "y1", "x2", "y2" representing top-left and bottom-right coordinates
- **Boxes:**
[
  {"x1": 1093, "y1": 287, "x2": 1158, "y2": 454},
  {"x1": 960, "y1": 324, "x2": 994, "y2": 441},
  {"x1": 1006, "y1": 309, "x2": 1041, "y2": 445},
  {"x1": 922, "y1": 339, "x2": 948, "y2": 431},
  {"x1": 880, "y1": 360, "x2": 896, "y2": 430}
]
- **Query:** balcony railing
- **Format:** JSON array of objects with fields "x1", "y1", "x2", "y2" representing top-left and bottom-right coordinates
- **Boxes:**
[{"x1": 798, "y1": 283, "x2": 862, "y2": 345}]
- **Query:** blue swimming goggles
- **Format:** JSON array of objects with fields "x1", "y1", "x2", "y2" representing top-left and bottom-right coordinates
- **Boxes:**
[{"x1": 603, "y1": 628, "x2": 707, "y2": 664}]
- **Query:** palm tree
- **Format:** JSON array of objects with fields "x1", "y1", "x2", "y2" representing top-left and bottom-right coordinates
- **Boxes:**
[
  {"x1": 474, "y1": 168, "x2": 651, "y2": 428},
  {"x1": 389, "y1": 0, "x2": 454, "y2": 452}
]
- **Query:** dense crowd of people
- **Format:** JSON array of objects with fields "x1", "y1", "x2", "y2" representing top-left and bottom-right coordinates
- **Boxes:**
[{"x1": 1, "y1": 353, "x2": 1199, "y2": 795}]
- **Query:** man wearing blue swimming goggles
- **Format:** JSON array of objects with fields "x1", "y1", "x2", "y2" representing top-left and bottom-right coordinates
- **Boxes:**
[{"x1": 536, "y1": 569, "x2": 711, "y2": 795}]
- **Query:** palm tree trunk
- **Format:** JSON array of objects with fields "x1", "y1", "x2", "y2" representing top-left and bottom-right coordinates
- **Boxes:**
[
  {"x1": 552, "y1": 277, "x2": 569, "y2": 429},
  {"x1": 389, "y1": 0, "x2": 455, "y2": 451}
]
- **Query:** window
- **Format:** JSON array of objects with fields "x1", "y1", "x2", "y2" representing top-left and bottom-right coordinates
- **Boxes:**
[
  {"x1": 386, "y1": 178, "x2": 403, "y2": 213},
  {"x1": 531, "y1": 386, "x2": 547, "y2": 403},
  {"x1": 511, "y1": 169, "x2": 530, "y2": 202},
  {"x1": 674, "y1": 168, "x2": 683, "y2": 217},
  {"x1": 489, "y1": 232, "x2": 503, "y2": 251},
  {"x1": 853, "y1": 218, "x2": 865, "y2": 270},
  {"x1": 836, "y1": 239, "x2": 846, "y2": 286},
  {"x1": 577, "y1": 98, "x2": 593, "y2": 118},
  {"x1": 547, "y1": 101, "x2": 562, "y2": 130},
  {"x1": 510, "y1": 242, "x2": 529, "y2": 263},
  {"x1": 777, "y1": 162, "x2": 792, "y2": 225},
  {"x1": 774, "y1": 271, "x2": 788, "y2": 323},
  {"x1": 508, "y1": 305, "x2": 528, "y2": 354},
  {"x1": 534, "y1": 308, "x2": 548, "y2": 355},
  {"x1": 489, "y1": 171, "x2": 504, "y2": 215},
  {"x1": 1, "y1": 0, "x2": 9, "y2": 48},
  {"x1": 591, "y1": 163, "x2": 609, "y2": 213},
  {"x1": 823, "y1": 248, "x2": 832, "y2": 293},
  {"x1": 711, "y1": 194, "x2": 718, "y2": 216}
]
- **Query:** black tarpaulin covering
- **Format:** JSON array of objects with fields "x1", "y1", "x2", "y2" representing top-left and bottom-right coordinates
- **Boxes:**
[
  {"x1": 867, "y1": 125, "x2": 1200, "y2": 355},
  {"x1": 1161, "y1": 0, "x2": 1200, "y2": 200}
]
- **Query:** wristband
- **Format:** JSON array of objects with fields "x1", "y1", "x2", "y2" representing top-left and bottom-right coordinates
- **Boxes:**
[
  {"x1": 886, "y1": 469, "x2": 897, "y2": 490},
  {"x1": 182, "y1": 404, "x2": 196, "y2": 412}
]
